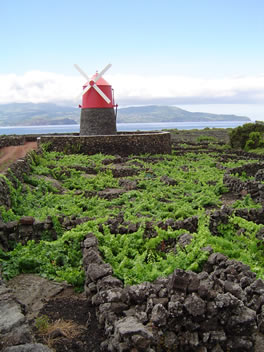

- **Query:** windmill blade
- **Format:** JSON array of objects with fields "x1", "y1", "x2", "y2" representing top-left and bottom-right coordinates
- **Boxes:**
[
  {"x1": 93, "y1": 64, "x2": 112, "y2": 83},
  {"x1": 93, "y1": 84, "x2": 111, "y2": 104},
  {"x1": 75, "y1": 83, "x2": 91, "y2": 100},
  {"x1": 74, "y1": 64, "x2": 90, "y2": 82},
  {"x1": 81, "y1": 83, "x2": 92, "y2": 96}
]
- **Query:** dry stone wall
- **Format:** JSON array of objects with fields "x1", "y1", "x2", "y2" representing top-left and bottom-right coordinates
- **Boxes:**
[
  {"x1": 0, "y1": 155, "x2": 32, "y2": 210},
  {"x1": 0, "y1": 136, "x2": 37, "y2": 148},
  {"x1": 38, "y1": 132, "x2": 171, "y2": 156},
  {"x1": 0, "y1": 216, "x2": 56, "y2": 252},
  {"x1": 0, "y1": 137, "x2": 25, "y2": 148},
  {"x1": 82, "y1": 233, "x2": 264, "y2": 352},
  {"x1": 0, "y1": 176, "x2": 11, "y2": 209},
  {"x1": 224, "y1": 163, "x2": 264, "y2": 204},
  {"x1": 170, "y1": 129, "x2": 230, "y2": 144}
]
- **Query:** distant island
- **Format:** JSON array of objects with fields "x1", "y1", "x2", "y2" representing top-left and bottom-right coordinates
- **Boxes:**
[
  {"x1": 0, "y1": 103, "x2": 250, "y2": 127},
  {"x1": 117, "y1": 105, "x2": 250, "y2": 123}
]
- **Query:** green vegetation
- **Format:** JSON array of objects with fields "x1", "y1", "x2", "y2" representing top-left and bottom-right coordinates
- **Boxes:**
[
  {"x1": 209, "y1": 215, "x2": 264, "y2": 277},
  {"x1": 229, "y1": 122, "x2": 264, "y2": 150},
  {"x1": 1, "y1": 148, "x2": 264, "y2": 290},
  {"x1": 196, "y1": 135, "x2": 217, "y2": 143},
  {"x1": 35, "y1": 315, "x2": 50, "y2": 333}
]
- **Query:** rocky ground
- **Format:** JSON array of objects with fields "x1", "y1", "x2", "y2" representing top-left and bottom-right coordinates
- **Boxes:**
[{"x1": 0, "y1": 274, "x2": 106, "y2": 352}]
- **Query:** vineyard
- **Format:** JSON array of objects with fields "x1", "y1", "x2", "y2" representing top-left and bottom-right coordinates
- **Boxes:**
[
  {"x1": 1, "y1": 132, "x2": 264, "y2": 351},
  {"x1": 1, "y1": 139, "x2": 264, "y2": 289}
]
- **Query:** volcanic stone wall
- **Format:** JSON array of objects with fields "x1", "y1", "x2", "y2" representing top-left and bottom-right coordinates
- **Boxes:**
[
  {"x1": 0, "y1": 155, "x2": 32, "y2": 209},
  {"x1": 224, "y1": 162, "x2": 264, "y2": 204},
  {"x1": 82, "y1": 232, "x2": 264, "y2": 351},
  {"x1": 38, "y1": 132, "x2": 171, "y2": 156},
  {"x1": 0, "y1": 216, "x2": 56, "y2": 252},
  {"x1": 0, "y1": 136, "x2": 38, "y2": 148},
  {"x1": 170, "y1": 129, "x2": 230, "y2": 144},
  {"x1": 0, "y1": 136, "x2": 25, "y2": 148}
]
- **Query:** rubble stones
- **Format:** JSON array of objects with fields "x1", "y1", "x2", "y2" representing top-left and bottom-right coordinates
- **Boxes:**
[
  {"x1": 150, "y1": 303, "x2": 167, "y2": 327},
  {"x1": 81, "y1": 233, "x2": 264, "y2": 351},
  {"x1": 170, "y1": 269, "x2": 191, "y2": 292},
  {"x1": 184, "y1": 293, "x2": 206, "y2": 316},
  {"x1": 87, "y1": 263, "x2": 113, "y2": 282},
  {"x1": 112, "y1": 316, "x2": 153, "y2": 349}
]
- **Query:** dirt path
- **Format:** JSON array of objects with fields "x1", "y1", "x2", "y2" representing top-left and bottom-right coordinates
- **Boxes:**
[{"x1": 0, "y1": 141, "x2": 38, "y2": 172}]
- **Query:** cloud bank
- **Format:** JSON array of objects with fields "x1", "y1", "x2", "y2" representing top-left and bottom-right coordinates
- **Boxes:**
[{"x1": 0, "y1": 71, "x2": 264, "y2": 106}]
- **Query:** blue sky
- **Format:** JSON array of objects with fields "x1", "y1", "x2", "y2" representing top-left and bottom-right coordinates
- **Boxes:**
[{"x1": 1, "y1": 0, "x2": 264, "y2": 119}]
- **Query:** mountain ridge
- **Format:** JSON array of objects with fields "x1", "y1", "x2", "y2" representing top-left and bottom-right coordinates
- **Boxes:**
[
  {"x1": 117, "y1": 105, "x2": 250, "y2": 123},
  {"x1": 0, "y1": 103, "x2": 250, "y2": 126}
]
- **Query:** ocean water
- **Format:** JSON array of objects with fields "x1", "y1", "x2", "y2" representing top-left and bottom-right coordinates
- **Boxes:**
[{"x1": 0, "y1": 121, "x2": 250, "y2": 135}]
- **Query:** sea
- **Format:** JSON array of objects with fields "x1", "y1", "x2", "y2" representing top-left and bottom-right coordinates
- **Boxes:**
[{"x1": 0, "y1": 121, "x2": 252, "y2": 135}]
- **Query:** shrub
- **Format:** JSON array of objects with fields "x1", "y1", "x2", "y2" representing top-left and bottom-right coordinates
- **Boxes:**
[
  {"x1": 245, "y1": 131, "x2": 264, "y2": 151},
  {"x1": 229, "y1": 122, "x2": 264, "y2": 149}
]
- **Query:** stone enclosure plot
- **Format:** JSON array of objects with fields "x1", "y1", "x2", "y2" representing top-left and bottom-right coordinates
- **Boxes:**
[{"x1": 2, "y1": 140, "x2": 264, "y2": 351}]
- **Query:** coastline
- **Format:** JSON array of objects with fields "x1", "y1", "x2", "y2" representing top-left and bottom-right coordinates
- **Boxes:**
[{"x1": 0, "y1": 120, "x2": 251, "y2": 135}]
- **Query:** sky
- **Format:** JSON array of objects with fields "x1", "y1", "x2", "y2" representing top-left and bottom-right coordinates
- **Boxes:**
[{"x1": 0, "y1": 0, "x2": 264, "y2": 119}]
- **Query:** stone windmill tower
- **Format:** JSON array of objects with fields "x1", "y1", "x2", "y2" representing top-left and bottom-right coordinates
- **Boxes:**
[{"x1": 74, "y1": 64, "x2": 117, "y2": 135}]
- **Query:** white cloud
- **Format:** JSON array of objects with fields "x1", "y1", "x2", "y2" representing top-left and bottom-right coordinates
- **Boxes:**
[
  {"x1": 111, "y1": 74, "x2": 264, "y2": 104},
  {"x1": 0, "y1": 71, "x2": 81, "y2": 105},
  {"x1": 1, "y1": 71, "x2": 264, "y2": 106}
]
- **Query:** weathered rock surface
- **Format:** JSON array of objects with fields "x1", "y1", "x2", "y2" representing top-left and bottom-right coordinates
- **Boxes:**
[
  {"x1": 3, "y1": 343, "x2": 52, "y2": 352},
  {"x1": 0, "y1": 274, "x2": 68, "y2": 351},
  {"x1": 6, "y1": 274, "x2": 67, "y2": 319}
]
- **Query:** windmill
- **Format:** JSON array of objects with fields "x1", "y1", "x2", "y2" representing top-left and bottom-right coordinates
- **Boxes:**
[{"x1": 74, "y1": 64, "x2": 117, "y2": 135}]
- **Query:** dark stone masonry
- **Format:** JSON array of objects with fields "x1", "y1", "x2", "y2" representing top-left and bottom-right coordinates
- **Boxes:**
[
  {"x1": 0, "y1": 136, "x2": 37, "y2": 148},
  {"x1": 80, "y1": 108, "x2": 117, "y2": 135},
  {"x1": 37, "y1": 131, "x2": 172, "y2": 156},
  {"x1": 224, "y1": 162, "x2": 264, "y2": 205},
  {"x1": 0, "y1": 136, "x2": 25, "y2": 148},
  {"x1": 82, "y1": 233, "x2": 264, "y2": 351}
]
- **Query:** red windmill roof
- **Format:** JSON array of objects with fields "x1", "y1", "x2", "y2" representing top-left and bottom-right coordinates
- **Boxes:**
[{"x1": 83, "y1": 72, "x2": 111, "y2": 88}]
